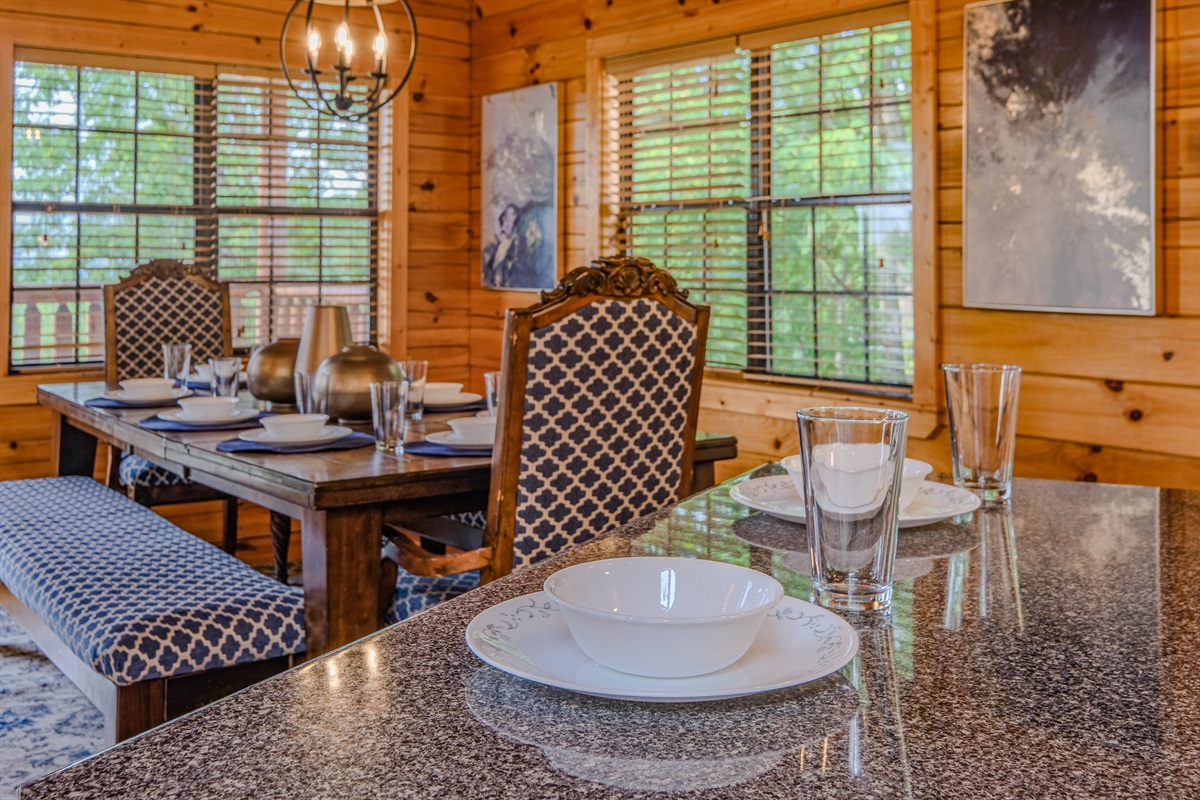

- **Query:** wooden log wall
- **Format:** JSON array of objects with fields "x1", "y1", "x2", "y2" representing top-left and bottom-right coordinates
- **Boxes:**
[{"x1": 466, "y1": 0, "x2": 1200, "y2": 490}]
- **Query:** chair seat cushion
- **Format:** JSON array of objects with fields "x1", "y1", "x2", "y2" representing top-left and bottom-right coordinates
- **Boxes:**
[
  {"x1": 0, "y1": 477, "x2": 305, "y2": 686},
  {"x1": 386, "y1": 568, "x2": 480, "y2": 624},
  {"x1": 119, "y1": 454, "x2": 188, "y2": 489}
]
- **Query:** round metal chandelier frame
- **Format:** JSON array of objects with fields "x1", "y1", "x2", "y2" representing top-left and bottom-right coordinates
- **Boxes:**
[{"x1": 280, "y1": 0, "x2": 418, "y2": 121}]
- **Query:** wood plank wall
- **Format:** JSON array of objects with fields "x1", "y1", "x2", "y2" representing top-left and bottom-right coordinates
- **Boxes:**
[
  {"x1": 466, "y1": 0, "x2": 1200, "y2": 490},
  {"x1": 0, "y1": 0, "x2": 471, "y2": 562}
]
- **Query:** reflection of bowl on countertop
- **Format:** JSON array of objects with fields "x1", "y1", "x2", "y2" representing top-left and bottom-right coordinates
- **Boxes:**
[{"x1": 543, "y1": 557, "x2": 784, "y2": 678}]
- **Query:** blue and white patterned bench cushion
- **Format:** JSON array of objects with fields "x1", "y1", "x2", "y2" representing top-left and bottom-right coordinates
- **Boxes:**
[
  {"x1": 118, "y1": 454, "x2": 187, "y2": 489},
  {"x1": 386, "y1": 568, "x2": 479, "y2": 624},
  {"x1": 0, "y1": 476, "x2": 304, "y2": 686}
]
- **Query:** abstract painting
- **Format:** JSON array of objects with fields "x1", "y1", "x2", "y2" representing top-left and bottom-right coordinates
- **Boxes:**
[
  {"x1": 964, "y1": 0, "x2": 1155, "y2": 314},
  {"x1": 481, "y1": 83, "x2": 558, "y2": 291}
]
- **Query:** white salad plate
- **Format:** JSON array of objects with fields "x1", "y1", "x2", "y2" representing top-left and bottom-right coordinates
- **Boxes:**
[
  {"x1": 730, "y1": 476, "x2": 981, "y2": 529},
  {"x1": 160, "y1": 408, "x2": 260, "y2": 425},
  {"x1": 237, "y1": 425, "x2": 352, "y2": 446},
  {"x1": 465, "y1": 591, "x2": 858, "y2": 703},
  {"x1": 103, "y1": 388, "x2": 192, "y2": 406},
  {"x1": 425, "y1": 431, "x2": 493, "y2": 449},
  {"x1": 425, "y1": 392, "x2": 484, "y2": 408}
]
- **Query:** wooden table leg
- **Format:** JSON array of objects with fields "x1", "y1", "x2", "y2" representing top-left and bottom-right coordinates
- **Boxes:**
[
  {"x1": 50, "y1": 410, "x2": 98, "y2": 477},
  {"x1": 270, "y1": 512, "x2": 293, "y2": 583},
  {"x1": 299, "y1": 505, "x2": 383, "y2": 658}
]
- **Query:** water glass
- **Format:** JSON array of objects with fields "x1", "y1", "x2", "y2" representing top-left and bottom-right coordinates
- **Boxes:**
[
  {"x1": 942, "y1": 364, "x2": 1021, "y2": 506},
  {"x1": 162, "y1": 343, "x2": 192, "y2": 386},
  {"x1": 796, "y1": 406, "x2": 909, "y2": 613},
  {"x1": 369, "y1": 381, "x2": 409, "y2": 452},
  {"x1": 400, "y1": 359, "x2": 428, "y2": 421},
  {"x1": 294, "y1": 371, "x2": 330, "y2": 415},
  {"x1": 484, "y1": 371, "x2": 502, "y2": 417},
  {"x1": 208, "y1": 357, "x2": 242, "y2": 398}
]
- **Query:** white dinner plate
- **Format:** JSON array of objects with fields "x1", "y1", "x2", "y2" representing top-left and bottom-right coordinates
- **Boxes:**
[
  {"x1": 237, "y1": 425, "x2": 353, "y2": 446},
  {"x1": 730, "y1": 476, "x2": 981, "y2": 529},
  {"x1": 425, "y1": 392, "x2": 484, "y2": 408},
  {"x1": 465, "y1": 591, "x2": 858, "y2": 703},
  {"x1": 159, "y1": 408, "x2": 260, "y2": 425},
  {"x1": 425, "y1": 430, "x2": 493, "y2": 449},
  {"x1": 103, "y1": 388, "x2": 192, "y2": 406}
]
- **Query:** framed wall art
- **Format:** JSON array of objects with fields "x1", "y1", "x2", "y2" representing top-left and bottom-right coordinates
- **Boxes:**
[
  {"x1": 481, "y1": 83, "x2": 559, "y2": 291},
  {"x1": 963, "y1": 0, "x2": 1155, "y2": 315}
]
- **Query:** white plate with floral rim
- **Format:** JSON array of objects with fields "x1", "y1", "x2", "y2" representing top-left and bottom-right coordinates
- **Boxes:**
[
  {"x1": 465, "y1": 591, "x2": 858, "y2": 703},
  {"x1": 730, "y1": 476, "x2": 981, "y2": 529}
]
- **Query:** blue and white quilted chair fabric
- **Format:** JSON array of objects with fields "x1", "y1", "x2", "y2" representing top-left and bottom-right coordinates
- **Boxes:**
[
  {"x1": 118, "y1": 454, "x2": 184, "y2": 489},
  {"x1": 386, "y1": 296, "x2": 698, "y2": 623},
  {"x1": 0, "y1": 476, "x2": 305, "y2": 685}
]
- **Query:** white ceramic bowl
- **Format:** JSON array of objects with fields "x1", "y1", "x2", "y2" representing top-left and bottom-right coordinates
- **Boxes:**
[
  {"x1": 899, "y1": 459, "x2": 934, "y2": 510},
  {"x1": 447, "y1": 415, "x2": 497, "y2": 444},
  {"x1": 119, "y1": 378, "x2": 177, "y2": 399},
  {"x1": 543, "y1": 557, "x2": 784, "y2": 678},
  {"x1": 193, "y1": 363, "x2": 213, "y2": 383},
  {"x1": 424, "y1": 382, "x2": 464, "y2": 405},
  {"x1": 177, "y1": 396, "x2": 239, "y2": 422},
  {"x1": 259, "y1": 413, "x2": 328, "y2": 441}
]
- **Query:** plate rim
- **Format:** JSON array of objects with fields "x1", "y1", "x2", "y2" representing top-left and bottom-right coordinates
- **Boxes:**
[
  {"x1": 425, "y1": 392, "x2": 484, "y2": 408},
  {"x1": 159, "y1": 407, "x2": 259, "y2": 425},
  {"x1": 730, "y1": 476, "x2": 981, "y2": 528},
  {"x1": 465, "y1": 590, "x2": 858, "y2": 702},
  {"x1": 236, "y1": 425, "x2": 353, "y2": 445},
  {"x1": 425, "y1": 430, "x2": 494, "y2": 449},
  {"x1": 102, "y1": 388, "x2": 193, "y2": 405}
]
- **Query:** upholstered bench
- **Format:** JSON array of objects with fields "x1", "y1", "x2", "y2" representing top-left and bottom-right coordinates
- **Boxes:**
[{"x1": 0, "y1": 476, "x2": 305, "y2": 745}]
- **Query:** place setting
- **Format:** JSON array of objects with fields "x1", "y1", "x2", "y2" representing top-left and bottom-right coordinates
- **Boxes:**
[
  {"x1": 421, "y1": 381, "x2": 488, "y2": 414},
  {"x1": 466, "y1": 556, "x2": 859, "y2": 703},
  {"x1": 138, "y1": 396, "x2": 269, "y2": 432},
  {"x1": 215, "y1": 413, "x2": 373, "y2": 454}
]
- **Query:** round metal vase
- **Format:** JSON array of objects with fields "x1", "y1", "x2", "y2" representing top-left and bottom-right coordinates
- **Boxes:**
[
  {"x1": 246, "y1": 338, "x2": 300, "y2": 403},
  {"x1": 318, "y1": 345, "x2": 404, "y2": 421}
]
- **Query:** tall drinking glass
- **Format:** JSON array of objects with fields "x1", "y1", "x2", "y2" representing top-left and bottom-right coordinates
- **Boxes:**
[
  {"x1": 400, "y1": 359, "x2": 428, "y2": 421},
  {"x1": 162, "y1": 344, "x2": 192, "y2": 387},
  {"x1": 294, "y1": 371, "x2": 330, "y2": 415},
  {"x1": 370, "y1": 381, "x2": 409, "y2": 452},
  {"x1": 942, "y1": 364, "x2": 1021, "y2": 506},
  {"x1": 208, "y1": 357, "x2": 242, "y2": 398},
  {"x1": 484, "y1": 371, "x2": 502, "y2": 417},
  {"x1": 795, "y1": 407, "x2": 909, "y2": 613}
]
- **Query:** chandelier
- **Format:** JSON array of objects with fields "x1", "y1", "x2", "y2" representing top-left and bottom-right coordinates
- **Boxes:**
[{"x1": 280, "y1": 0, "x2": 418, "y2": 121}]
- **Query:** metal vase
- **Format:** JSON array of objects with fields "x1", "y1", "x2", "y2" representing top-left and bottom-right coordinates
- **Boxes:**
[{"x1": 295, "y1": 305, "x2": 353, "y2": 375}]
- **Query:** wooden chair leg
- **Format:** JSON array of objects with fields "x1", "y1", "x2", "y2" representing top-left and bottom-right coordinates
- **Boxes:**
[
  {"x1": 379, "y1": 555, "x2": 398, "y2": 627},
  {"x1": 105, "y1": 446, "x2": 124, "y2": 491},
  {"x1": 270, "y1": 511, "x2": 292, "y2": 583},
  {"x1": 222, "y1": 498, "x2": 239, "y2": 554}
]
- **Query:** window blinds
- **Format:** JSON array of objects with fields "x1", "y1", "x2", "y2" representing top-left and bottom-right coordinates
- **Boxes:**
[
  {"x1": 613, "y1": 20, "x2": 914, "y2": 389},
  {"x1": 9, "y1": 58, "x2": 377, "y2": 369}
]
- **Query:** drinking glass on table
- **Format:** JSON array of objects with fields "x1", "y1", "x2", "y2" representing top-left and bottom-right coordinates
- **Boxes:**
[
  {"x1": 484, "y1": 371, "x2": 502, "y2": 417},
  {"x1": 294, "y1": 371, "x2": 330, "y2": 415},
  {"x1": 208, "y1": 357, "x2": 242, "y2": 398},
  {"x1": 942, "y1": 364, "x2": 1021, "y2": 506},
  {"x1": 370, "y1": 381, "x2": 409, "y2": 452},
  {"x1": 793, "y1": 406, "x2": 909, "y2": 614},
  {"x1": 162, "y1": 343, "x2": 192, "y2": 387},
  {"x1": 400, "y1": 359, "x2": 428, "y2": 421}
]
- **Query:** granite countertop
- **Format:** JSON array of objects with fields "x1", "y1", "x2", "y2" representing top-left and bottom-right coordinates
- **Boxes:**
[{"x1": 21, "y1": 476, "x2": 1200, "y2": 799}]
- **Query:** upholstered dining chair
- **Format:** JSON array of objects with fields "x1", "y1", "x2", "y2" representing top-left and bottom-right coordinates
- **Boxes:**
[
  {"x1": 381, "y1": 255, "x2": 710, "y2": 622},
  {"x1": 104, "y1": 259, "x2": 240, "y2": 552}
]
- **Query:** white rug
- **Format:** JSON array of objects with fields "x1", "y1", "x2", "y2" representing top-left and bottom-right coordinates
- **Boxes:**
[{"x1": 0, "y1": 606, "x2": 103, "y2": 800}]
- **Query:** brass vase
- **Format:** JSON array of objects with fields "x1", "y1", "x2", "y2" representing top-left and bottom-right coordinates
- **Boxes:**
[
  {"x1": 246, "y1": 338, "x2": 300, "y2": 403},
  {"x1": 295, "y1": 305, "x2": 353, "y2": 375},
  {"x1": 318, "y1": 345, "x2": 404, "y2": 421}
]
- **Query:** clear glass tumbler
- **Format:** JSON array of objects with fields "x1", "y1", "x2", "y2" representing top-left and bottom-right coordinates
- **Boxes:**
[
  {"x1": 369, "y1": 381, "x2": 409, "y2": 452},
  {"x1": 942, "y1": 364, "x2": 1021, "y2": 506},
  {"x1": 294, "y1": 371, "x2": 330, "y2": 415},
  {"x1": 208, "y1": 357, "x2": 242, "y2": 398},
  {"x1": 162, "y1": 343, "x2": 192, "y2": 386},
  {"x1": 400, "y1": 359, "x2": 428, "y2": 421},
  {"x1": 484, "y1": 371, "x2": 502, "y2": 417},
  {"x1": 796, "y1": 406, "x2": 909, "y2": 613}
]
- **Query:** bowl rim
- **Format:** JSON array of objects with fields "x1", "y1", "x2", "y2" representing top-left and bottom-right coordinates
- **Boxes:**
[{"x1": 544, "y1": 557, "x2": 784, "y2": 626}]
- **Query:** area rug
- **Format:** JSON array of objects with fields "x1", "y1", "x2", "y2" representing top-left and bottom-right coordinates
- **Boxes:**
[{"x1": 0, "y1": 606, "x2": 103, "y2": 800}]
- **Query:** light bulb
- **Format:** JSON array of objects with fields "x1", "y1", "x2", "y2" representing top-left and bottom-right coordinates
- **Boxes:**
[
  {"x1": 342, "y1": 36, "x2": 355, "y2": 59},
  {"x1": 307, "y1": 29, "x2": 321, "y2": 58},
  {"x1": 336, "y1": 22, "x2": 349, "y2": 50},
  {"x1": 373, "y1": 33, "x2": 387, "y2": 59}
]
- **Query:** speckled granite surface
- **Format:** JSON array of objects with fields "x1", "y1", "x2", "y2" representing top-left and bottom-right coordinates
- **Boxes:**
[{"x1": 20, "y1": 475, "x2": 1200, "y2": 799}]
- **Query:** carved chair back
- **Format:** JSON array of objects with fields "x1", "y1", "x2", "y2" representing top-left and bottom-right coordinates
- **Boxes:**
[
  {"x1": 103, "y1": 260, "x2": 232, "y2": 383},
  {"x1": 479, "y1": 256, "x2": 710, "y2": 583}
]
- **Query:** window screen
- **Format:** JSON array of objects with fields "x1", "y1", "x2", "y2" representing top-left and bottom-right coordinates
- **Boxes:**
[
  {"x1": 613, "y1": 20, "x2": 914, "y2": 388},
  {"x1": 9, "y1": 57, "x2": 378, "y2": 369}
]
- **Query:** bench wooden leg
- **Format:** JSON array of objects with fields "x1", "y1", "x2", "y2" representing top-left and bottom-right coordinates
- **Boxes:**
[{"x1": 109, "y1": 681, "x2": 167, "y2": 746}]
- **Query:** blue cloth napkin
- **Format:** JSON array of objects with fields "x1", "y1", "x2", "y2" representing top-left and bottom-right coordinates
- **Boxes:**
[
  {"x1": 216, "y1": 431, "x2": 376, "y2": 454},
  {"x1": 86, "y1": 396, "x2": 183, "y2": 409},
  {"x1": 423, "y1": 399, "x2": 488, "y2": 414},
  {"x1": 185, "y1": 380, "x2": 212, "y2": 391},
  {"x1": 138, "y1": 413, "x2": 272, "y2": 432},
  {"x1": 402, "y1": 440, "x2": 492, "y2": 458}
]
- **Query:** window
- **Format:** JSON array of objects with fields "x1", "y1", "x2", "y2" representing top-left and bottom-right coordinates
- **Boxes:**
[
  {"x1": 9, "y1": 53, "x2": 378, "y2": 370},
  {"x1": 611, "y1": 19, "x2": 914, "y2": 390}
]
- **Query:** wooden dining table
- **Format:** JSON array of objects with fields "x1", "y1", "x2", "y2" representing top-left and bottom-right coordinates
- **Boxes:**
[{"x1": 36, "y1": 381, "x2": 738, "y2": 657}]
